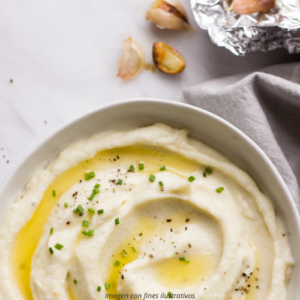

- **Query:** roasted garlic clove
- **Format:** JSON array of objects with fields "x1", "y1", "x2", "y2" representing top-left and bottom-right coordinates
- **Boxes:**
[
  {"x1": 146, "y1": 0, "x2": 190, "y2": 31},
  {"x1": 228, "y1": 0, "x2": 275, "y2": 14},
  {"x1": 152, "y1": 42, "x2": 185, "y2": 75},
  {"x1": 117, "y1": 37, "x2": 145, "y2": 80}
]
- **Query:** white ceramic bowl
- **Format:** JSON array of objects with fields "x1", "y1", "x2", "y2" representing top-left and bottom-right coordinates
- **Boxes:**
[{"x1": 0, "y1": 99, "x2": 299, "y2": 298}]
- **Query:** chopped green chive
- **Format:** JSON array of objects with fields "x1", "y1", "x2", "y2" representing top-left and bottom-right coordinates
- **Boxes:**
[
  {"x1": 149, "y1": 174, "x2": 155, "y2": 182},
  {"x1": 52, "y1": 190, "x2": 56, "y2": 197},
  {"x1": 130, "y1": 165, "x2": 134, "y2": 172},
  {"x1": 82, "y1": 231, "x2": 88, "y2": 236},
  {"x1": 188, "y1": 176, "x2": 196, "y2": 182},
  {"x1": 74, "y1": 279, "x2": 77, "y2": 285},
  {"x1": 203, "y1": 172, "x2": 207, "y2": 178},
  {"x1": 118, "y1": 179, "x2": 123, "y2": 185},
  {"x1": 114, "y1": 260, "x2": 121, "y2": 267},
  {"x1": 82, "y1": 220, "x2": 89, "y2": 227},
  {"x1": 216, "y1": 187, "x2": 224, "y2": 193},
  {"x1": 159, "y1": 181, "x2": 164, "y2": 187},
  {"x1": 205, "y1": 168, "x2": 213, "y2": 174},
  {"x1": 84, "y1": 171, "x2": 95, "y2": 181},
  {"x1": 89, "y1": 192, "x2": 95, "y2": 201},
  {"x1": 178, "y1": 257, "x2": 190, "y2": 263},
  {"x1": 105, "y1": 282, "x2": 110, "y2": 289},
  {"x1": 89, "y1": 183, "x2": 100, "y2": 200},
  {"x1": 138, "y1": 163, "x2": 144, "y2": 171},
  {"x1": 115, "y1": 218, "x2": 120, "y2": 225},
  {"x1": 88, "y1": 208, "x2": 95, "y2": 214},
  {"x1": 50, "y1": 228, "x2": 54, "y2": 235},
  {"x1": 160, "y1": 166, "x2": 166, "y2": 171},
  {"x1": 87, "y1": 229, "x2": 94, "y2": 236},
  {"x1": 131, "y1": 246, "x2": 136, "y2": 252},
  {"x1": 64, "y1": 202, "x2": 69, "y2": 208},
  {"x1": 98, "y1": 209, "x2": 104, "y2": 214},
  {"x1": 74, "y1": 204, "x2": 84, "y2": 214},
  {"x1": 49, "y1": 247, "x2": 54, "y2": 255},
  {"x1": 93, "y1": 184, "x2": 100, "y2": 194},
  {"x1": 97, "y1": 286, "x2": 101, "y2": 292},
  {"x1": 54, "y1": 243, "x2": 64, "y2": 250},
  {"x1": 168, "y1": 292, "x2": 173, "y2": 299}
]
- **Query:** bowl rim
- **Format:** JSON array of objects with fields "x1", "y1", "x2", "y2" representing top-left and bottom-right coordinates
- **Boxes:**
[
  {"x1": 1, "y1": 98, "x2": 299, "y2": 219},
  {"x1": 1, "y1": 98, "x2": 299, "y2": 223}
]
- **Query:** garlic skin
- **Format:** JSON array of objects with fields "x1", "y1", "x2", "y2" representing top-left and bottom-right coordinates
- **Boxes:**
[
  {"x1": 117, "y1": 37, "x2": 145, "y2": 80},
  {"x1": 152, "y1": 42, "x2": 185, "y2": 75},
  {"x1": 228, "y1": 0, "x2": 275, "y2": 14},
  {"x1": 146, "y1": 0, "x2": 190, "y2": 31}
]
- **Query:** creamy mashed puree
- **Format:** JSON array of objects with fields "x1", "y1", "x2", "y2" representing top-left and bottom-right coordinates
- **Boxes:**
[{"x1": 0, "y1": 124, "x2": 293, "y2": 300}]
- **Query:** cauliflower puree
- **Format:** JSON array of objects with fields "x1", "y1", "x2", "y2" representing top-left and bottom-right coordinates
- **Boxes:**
[{"x1": 0, "y1": 124, "x2": 293, "y2": 300}]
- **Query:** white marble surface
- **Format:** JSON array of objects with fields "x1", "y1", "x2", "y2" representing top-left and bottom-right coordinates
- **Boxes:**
[{"x1": 0, "y1": 0, "x2": 299, "y2": 186}]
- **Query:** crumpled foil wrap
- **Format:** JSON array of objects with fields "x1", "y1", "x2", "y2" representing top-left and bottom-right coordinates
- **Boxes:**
[{"x1": 191, "y1": 0, "x2": 300, "y2": 55}]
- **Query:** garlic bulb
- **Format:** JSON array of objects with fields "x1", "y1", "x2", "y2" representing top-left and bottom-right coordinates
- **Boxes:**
[
  {"x1": 228, "y1": 0, "x2": 275, "y2": 14},
  {"x1": 152, "y1": 42, "x2": 185, "y2": 75},
  {"x1": 146, "y1": 0, "x2": 190, "y2": 31},
  {"x1": 117, "y1": 37, "x2": 145, "y2": 80}
]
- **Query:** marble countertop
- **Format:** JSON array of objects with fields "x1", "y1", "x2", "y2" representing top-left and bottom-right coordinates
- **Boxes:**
[{"x1": 1, "y1": 0, "x2": 300, "y2": 187}]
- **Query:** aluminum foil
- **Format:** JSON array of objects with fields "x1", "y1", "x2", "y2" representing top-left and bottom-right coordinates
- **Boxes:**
[{"x1": 191, "y1": 0, "x2": 300, "y2": 55}]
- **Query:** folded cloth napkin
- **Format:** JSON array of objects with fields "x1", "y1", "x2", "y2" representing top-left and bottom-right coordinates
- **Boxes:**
[{"x1": 177, "y1": 62, "x2": 300, "y2": 212}]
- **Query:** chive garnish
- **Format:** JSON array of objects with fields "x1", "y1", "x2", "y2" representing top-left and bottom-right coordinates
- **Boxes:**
[
  {"x1": 130, "y1": 165, "x2": 134, "y2": 172},
  {"x1": 88, "y1": 229, "x2": 94, "y2": 236},
  {"x1": 84, "y1": 171, "x2": 95, "y2": 181},
  {"x1": 97, "y1": 286, "x2": 101, "y2": 292},
  {"x1": 160, "y1": 166, "x2": 166, "y2": 171},
  {"x1": 49, "y1": 247, "x2": 54, "y2": 255},
  {"x1": 114, "y1": 260, "x2": 121, "y2": 267},
  {"x1": 138, "y1": 163, "x2": 144, "y2": 171},
  {"x1": 118, "y1": 179, "x2": 123, "y2": 185},
  {"x1": 105, "y1": 282, "x2": 110, "y2": 289},
  {"x1": 50, "y1": 228, "x2": 54, "y2": 235},
  {"x1": 54, "y1": 243, "x2": 64, "y2": 250},
  {"x1": 98, "y1": 209, "x2": 104, "y2": 214},
  {"x1": 188, "y1": 176, "x2": 195, "y2": 182},
  {"x1": 64, "y1": 202, "x2": 69, "y2": 208},
  {"x1": 89, "y1": 192, "x2": 95, "y2": 201},
  {"x1": 179, "y1": 257, "x2": 185, "y2": 261},
  {"x1": 82, "y1": 220, "x2": 89, "y2": 227},
  {"x1": 131, "y1": 246, "x2": 136, "y2": 252},
  {"x1": 205, "y1": 168, "x2": 213, "y2": 174},
  {"x1": 74, "y1": 204, "x2": 84, "y2": 214},
  {"x1": 159, "y1": 181, "x2": 164, "y2": 187},
  {"x1": 203, "y1": 172, "x2": 207, "y2": 177},
  {"x1": 89, "y1": 183, "x2": 100, "y2": 200},
  {"x1": 185, "y1": 260, "x2": 190, "y2": 263},
  {"x1": 115, "y1": 218, "x2": 120, "y2": 225},
  {"x1": 52, "y1": 190, "x2": 56, "y2": 197},
  {"x1": 168, "y1": 292, "x2": 173, "y2": 299},
  {"x1": 74, "y1": 279, "x2": 77, "y2": 285},
  {"x1": 82, "y1": 231, "x2": 88, "y2": 236},
  {"x1": 216, "y1": 187, "x2": 224, "y2": 193},
  {"x1": 149, "y1": 174, "x2": 155, "y2": 182},
  {"x1": 88, "y1": 208, "x2": 95, "y2": 214}
]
